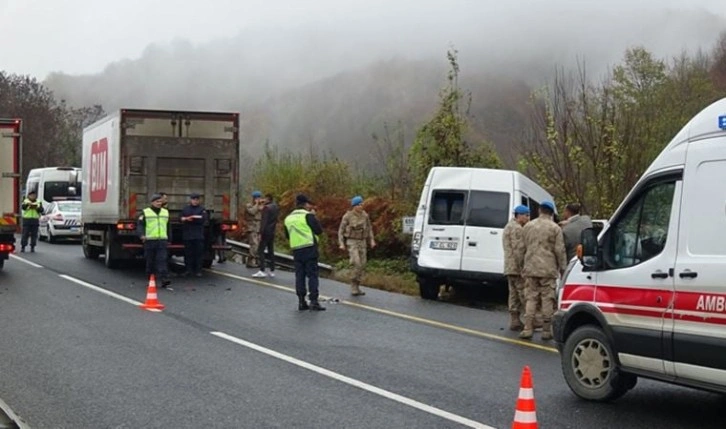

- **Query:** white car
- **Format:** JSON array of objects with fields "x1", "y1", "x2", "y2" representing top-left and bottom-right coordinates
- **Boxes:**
[{"x1": 39, "y1": 200, "x2": 82, "y2": 243}]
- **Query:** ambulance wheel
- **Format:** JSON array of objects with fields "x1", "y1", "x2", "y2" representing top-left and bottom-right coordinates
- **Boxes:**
[
  {"x1": 561, "y1": 325, "x2": 636, "y2": 402},
  {"x1": 417, "y1": 277, "x2": 439, "y2": 300}
]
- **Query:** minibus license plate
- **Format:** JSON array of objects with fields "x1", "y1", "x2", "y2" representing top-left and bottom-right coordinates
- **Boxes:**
[{"x1": 430, "y1": 241, "x2": 457, "y2": 250}]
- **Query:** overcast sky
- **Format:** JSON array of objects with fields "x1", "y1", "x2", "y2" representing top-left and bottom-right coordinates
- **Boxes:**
[{"x1": 2, "y1": 0, "x2": 725, "y2": 79}]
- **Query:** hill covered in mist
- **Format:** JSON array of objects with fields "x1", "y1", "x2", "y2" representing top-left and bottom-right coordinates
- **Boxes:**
[{"x1": 44, "y1": 4, "x2": 726, "y2": 168}]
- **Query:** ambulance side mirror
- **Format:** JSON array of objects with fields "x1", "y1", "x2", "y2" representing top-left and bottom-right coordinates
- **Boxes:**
[{"x1": 578, "y1": 228, "x2": 599, "y2": 269}]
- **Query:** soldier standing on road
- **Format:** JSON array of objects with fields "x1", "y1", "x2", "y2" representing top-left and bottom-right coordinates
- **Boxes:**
[
  {"x1": 559, "y1": 203, "x2": 593, "y2": 261},
  {"x1": 181, "y1": 193, "x2": 208, "y2": 278},
  {"x1": 284, "y1": 194, "x2": 325, "y2": 311},
  {"x1": 20, "y1": 191, "x2": 44, "y2": 253},
  {"x1": 137, "y1": 193, "x2": 172, "y2": 288},
  {"x1": 502, "y1": 205, "x2": 530, "y2": 331},
  {"x1": 517, "y1": 201, "x2": 567, "y2": 341},
  {"x1": 253, "y1": 193, "x2": 279, "y2": 278},
  {"x1": 245, "y1": 191, "x2": 264, "y2": 268},
  {"x1": 338, "y1": 195, "x2": 376, "y2": 296}
]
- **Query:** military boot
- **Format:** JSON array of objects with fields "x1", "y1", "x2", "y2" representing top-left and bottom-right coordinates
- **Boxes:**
[
  {"x1": 298, "y1": 297, "x2": 310, "y2": 311},
  {"x1": 351, "y1": 281, "x2": 365, "y2": 296},
  {"x1": 309, "y1": 300, "x2": 326, "y2": 311},
  {"x1": 519, "y1": 316, "x2": 534, "y2": 339},
  {"x1": 509, "y1": 312, "x2": 523, "y2": 331},
  {"x1": 541, "y1": 319, "x2": 553, "y2": 341}
]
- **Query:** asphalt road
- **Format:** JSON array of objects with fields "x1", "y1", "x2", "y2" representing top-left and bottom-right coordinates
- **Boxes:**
[{"x1": 0, "y1": 239, "x2": 723, "y2": 428}]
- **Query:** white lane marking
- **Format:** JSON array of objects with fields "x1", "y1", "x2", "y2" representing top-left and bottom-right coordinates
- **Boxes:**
[
  {"x1": 0, "y1": 396, "x2": 31, "y2": 429},
  {"x1": 211, "y1": 331, "x2": 497, "y2": 429},
  {"x1": 9, "y1": 254, "x2": 43, "y2": 268},
  {"x1": 59, "y1": 274, "x2": 155, "y2": 310}
]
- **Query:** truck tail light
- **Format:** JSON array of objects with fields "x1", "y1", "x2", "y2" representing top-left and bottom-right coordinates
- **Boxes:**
[
  {"x1": 0, "y1": 243, "x2": 15, "y2": 253},
  {"x1": 117, "y1": 222, "x2": 136, "y2": 230},
  {"x1": 221, "y1": 222, "x2": 238, "y2": 232}
]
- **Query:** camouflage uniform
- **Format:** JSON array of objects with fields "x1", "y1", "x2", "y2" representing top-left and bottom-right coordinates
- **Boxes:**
[
  {"x1": 245, "y1": 202, "x2": 262, "y2": 267},
  {"x1": 518, "y1": 214, "x2": 567, "y2": 340},
  {"x1": 338, "y1": 209, "x2": 374, "y2": 296},
  {"x1": 502, "y1": 218, "x2": 526, "y2": 330}
]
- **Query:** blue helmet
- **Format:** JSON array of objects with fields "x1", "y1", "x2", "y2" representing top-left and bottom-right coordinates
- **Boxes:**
[
  {"x1": 513, "y1": 205, "x2": 530, "y2": 215},
  {"x1": 541, "y1": 201, "x2": 556, "y2": 212},
  {"x1": 351, "y1": 195, "x2": 363, "y2": 206},
  {"x1": 251, "y1": 190, "x2": 262, "y2": 198}
]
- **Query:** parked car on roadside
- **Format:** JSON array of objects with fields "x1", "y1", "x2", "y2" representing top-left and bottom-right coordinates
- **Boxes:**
[{"x1": 39, "y1": 199, "x2": 82, "y2": 243}]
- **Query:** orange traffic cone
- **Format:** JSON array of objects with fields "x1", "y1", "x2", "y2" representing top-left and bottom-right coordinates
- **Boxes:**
[
  {"x1": 140, "y1": 274, "x2": 165, "y2": 311},
  {"x1": 512, "y1": 366, "x2": 538, "y2": 429}
]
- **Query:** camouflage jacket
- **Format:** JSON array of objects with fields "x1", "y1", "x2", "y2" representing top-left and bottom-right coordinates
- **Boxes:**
[
  {"x1": 502, "y1": 218, "x2": 525, "y2": 275},
  {"x1": 338, "y1": 210, "x2": 373, "y2": 246},
  {"x1": 518, "y1": 214, "x2": 567, "y2": 279},
  {"x1": 245, "y1": 202, "x2": 262, "y2": 233}
]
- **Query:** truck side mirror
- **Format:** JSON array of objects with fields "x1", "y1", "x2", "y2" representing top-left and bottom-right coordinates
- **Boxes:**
[{"x1": 577, "y1": 227, "x2": 599, "y2": 269}]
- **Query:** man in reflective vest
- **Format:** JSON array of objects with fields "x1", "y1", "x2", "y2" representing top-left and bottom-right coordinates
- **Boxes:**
[
  {"x1": 284, "y1": 194, "x2": 325, "y2": 311},
  {"x1": 137, "y1": 193, "x2": 172, "y2": 288},
  {"x1": 20, "y1": 191, "x2": 44, "y2": 252}
]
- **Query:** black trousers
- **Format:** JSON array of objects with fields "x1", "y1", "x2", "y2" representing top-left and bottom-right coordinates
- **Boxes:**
[
  {"x1": 144, "y1": 240, "x2": 169, "y2": 281},
  {"x1": 184, "y1": 239, "x2": 204, "y2": 274},
  {"x1": 21, "y1": 222, "x2": 39, "y2": 249},
  {"x1": 258, "y1": 236, "x2": 275, "y2": 272},
  {"x1": 294, "y1": 249, "x2": 319, "y2": 301}
]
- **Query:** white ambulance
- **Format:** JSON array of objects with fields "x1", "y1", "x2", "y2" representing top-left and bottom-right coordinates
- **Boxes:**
[
  {"x1": 410, "y1": 167, "x2": 554, "y2": 299},
  {"x1": 554, "y1": 97, "x2": 726, "y2": 401}
]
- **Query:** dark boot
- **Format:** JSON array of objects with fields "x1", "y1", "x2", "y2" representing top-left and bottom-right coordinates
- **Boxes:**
[
  {"x1": 298, "y1": 297, "x2": 310, "y2": 311},
  {"x1": 509, "y1": 312, "x2": 523, "y2": 331},
  {"x1": 541, "y1": 319, "x2": 553, "y2": 341},
  {"x1": 309, "y1": 300, "x2": 326, "y2": 311}
]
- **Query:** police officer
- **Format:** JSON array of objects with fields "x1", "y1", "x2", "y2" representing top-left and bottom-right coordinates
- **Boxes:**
[
  {"x1": 284, "y1": 194, "x2": 325, "y2": 311},
  {"x1": 137, "y1": 193, "x2": 172, "y2": 288},
  {"x1": 517, "y1": 201, "x2": 567, "y2": 340},
  {"x1": 181, "y1": 192, "x2": 208, "y2": 277},
  {"x1": 338, "y1": 195, "x2": 376, "y2": 296},
  {"x1": 502, "y1": 204, "x2": 530, "y2": 331},
  {"x1": 20, "y1": 191, "x2": 44, "y2": 253},
  {"x1": 245, "y1": 191, "x2": 264, "y2": 268}
]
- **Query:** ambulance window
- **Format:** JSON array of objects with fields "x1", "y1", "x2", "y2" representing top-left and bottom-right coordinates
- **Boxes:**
[
  {"x1": 606, "y1": 181, "x2": 676, "y2": 269},
  {"x1": 429, "y1": 191, "x2": 466, "y2": 225}
]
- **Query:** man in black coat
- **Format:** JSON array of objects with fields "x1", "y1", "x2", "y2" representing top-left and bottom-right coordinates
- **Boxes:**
[
  {"x1": 181, "y1": 193, "x2": 208, "y2": 277},
  {"x1": 253, "y1": 193, "x2": 280, "y2": 278}
]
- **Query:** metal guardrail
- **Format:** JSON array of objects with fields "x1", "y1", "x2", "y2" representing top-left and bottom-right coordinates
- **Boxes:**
[{"x1": 225, "y1": 239, "x2": 334, "y2": 274}]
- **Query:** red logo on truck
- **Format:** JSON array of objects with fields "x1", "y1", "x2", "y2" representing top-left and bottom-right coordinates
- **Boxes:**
[{"x1": 90, "y1": 138, "x2": 108, "y2": 203}]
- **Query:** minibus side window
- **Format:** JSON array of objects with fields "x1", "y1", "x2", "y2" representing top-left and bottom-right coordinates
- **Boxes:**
[{"x1": 429, "y1": 191, "x2": 466, "y2": 225}]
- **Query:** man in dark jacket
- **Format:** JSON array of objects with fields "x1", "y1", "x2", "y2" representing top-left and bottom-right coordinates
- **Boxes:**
[
  {"x1": 253, "y1": 193, "x2": 279, "y2": 278},
  {"x1": 284, "y1": 194, "x2": 325, "y2": 311},
  {"x1": 181, "y1": 193, "x2": 208, "y2": 277},
  {"x1": 560, "y1": 203, "x2": 593, "y2": 261}
]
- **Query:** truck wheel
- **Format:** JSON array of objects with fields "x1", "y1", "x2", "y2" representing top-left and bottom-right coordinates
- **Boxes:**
[
  {"x1": 104, "y1": 231, "x2": 120, "y2": 269},
  {"x1": 0, "y1": 258, "x2": 4, "y2": 270},
  {"x1": 83, "y1": 239, "x2": 101, "y2": 259},
  {"x1": 417, "y1": 277, "x2": 439, "y2": 300},
  {"x1": 561, "y1": 325, "x2": 637, "y2": 402}
]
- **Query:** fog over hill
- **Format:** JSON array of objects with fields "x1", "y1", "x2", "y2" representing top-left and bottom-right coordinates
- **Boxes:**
[{"x1": 43, "y1": 2, "x2": 726, "y2": 166}]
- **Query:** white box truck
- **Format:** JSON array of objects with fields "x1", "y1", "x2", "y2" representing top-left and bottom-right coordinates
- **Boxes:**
[
  {"x1": 81, "y1": 109, "x2": 240, "y2": 268},
  {"x1": 0, "y1": 118, "x2": 22, "y2": 270}
]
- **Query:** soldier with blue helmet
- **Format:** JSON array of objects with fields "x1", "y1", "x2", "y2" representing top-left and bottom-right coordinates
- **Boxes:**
[
  {"x1": 245, "y1": 190, "x2": 264, "y2": 268},
  {"x1": 502, "y1": 204, "x2": 530, "y2": 330},
  {"x1": 338, "y1": 195, "x2": 376, "y2": 296},
  {"x1": 517, "y1": 200, "x2": 567, "y2": 340}
]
